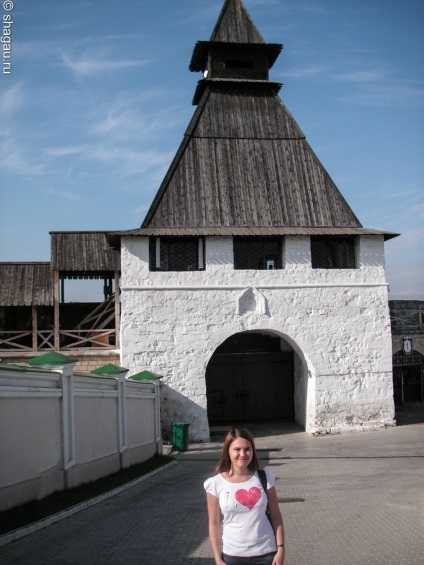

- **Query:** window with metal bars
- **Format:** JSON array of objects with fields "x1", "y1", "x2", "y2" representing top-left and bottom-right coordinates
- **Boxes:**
[
  {"x1": 233, "y1": 237, "x2": 282, "y2": 270},
  {"x1": 393, "y1": 350, "x2": 423, "y2": 367},
  {"x1": 149, "y1": 237, "x2": 204, "y2": 271},
  {"x1": 311, "y1": 237, "x2": 356, "y2": 269}
]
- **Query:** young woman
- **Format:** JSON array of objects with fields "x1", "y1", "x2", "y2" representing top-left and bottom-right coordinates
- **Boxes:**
[{"x1": 204, "y1": 428, "x2": 285, "y2": 565}]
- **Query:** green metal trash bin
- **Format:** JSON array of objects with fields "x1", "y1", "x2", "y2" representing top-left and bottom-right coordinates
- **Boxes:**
[{"x1": 172, "y1": 422, "x2": 190, "y2": 452}]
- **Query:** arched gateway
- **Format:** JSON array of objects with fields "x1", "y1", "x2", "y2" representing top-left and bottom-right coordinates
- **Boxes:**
[{"x1": 206, "y1": 331, "x2": 295, "y2": 425}]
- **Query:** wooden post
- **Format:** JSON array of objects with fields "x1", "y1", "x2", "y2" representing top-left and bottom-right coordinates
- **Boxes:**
[
  {"x1": 54, "y1": 270, "x2": 60, "y2": 351},
  {"x1": 114, "y1": 270, "x2": 120, "y2": 348},
  {"x1": 32, "y1": 305, "x2": 38, "y2": 351}
]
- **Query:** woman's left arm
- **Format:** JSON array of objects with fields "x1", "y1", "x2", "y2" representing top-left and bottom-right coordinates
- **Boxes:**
[{"x1": 267, "y1": 485, "x2": 285, "y2": 565}]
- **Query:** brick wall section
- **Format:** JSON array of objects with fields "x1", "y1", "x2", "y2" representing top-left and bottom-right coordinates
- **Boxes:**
[
  {"x1": 73, "y1": 354, "x2": 120, "y2": 373},
  {"x1": 2, "y1": 352, "x2": 120, "y2": 374}
]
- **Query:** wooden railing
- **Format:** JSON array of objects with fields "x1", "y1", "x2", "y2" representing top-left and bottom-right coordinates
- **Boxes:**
[{"x1": 0, "y1": 329, "x2": 116, "y2": 352}]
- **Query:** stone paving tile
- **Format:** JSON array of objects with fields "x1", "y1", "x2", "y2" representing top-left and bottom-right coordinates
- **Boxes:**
[
  {"x1": 0, "y1": 420, "x2": 423, "y2": 565},
  {"x1": 276, "y1": 457, "x2": 424, "y2": 565}
]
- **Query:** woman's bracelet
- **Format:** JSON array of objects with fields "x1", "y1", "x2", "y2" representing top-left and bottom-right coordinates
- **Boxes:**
[{"x1": 276, "y1": 544, "x2": 285, "y2": 549}]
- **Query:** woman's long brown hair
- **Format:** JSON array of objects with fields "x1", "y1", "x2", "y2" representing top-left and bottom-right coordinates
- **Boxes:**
[{"x1": 215, "y1": 428, "x2": 260, "y2": 474}]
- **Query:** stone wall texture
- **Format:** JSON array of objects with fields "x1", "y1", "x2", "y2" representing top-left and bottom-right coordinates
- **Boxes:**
[{"x1": 120, "y1": 235, "x2": 395, "y2": 441}]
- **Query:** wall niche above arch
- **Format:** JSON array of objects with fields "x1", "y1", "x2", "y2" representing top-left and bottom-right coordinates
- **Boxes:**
[{"x1": 237, "y1": 287, "x2": 269, "y2": 316}]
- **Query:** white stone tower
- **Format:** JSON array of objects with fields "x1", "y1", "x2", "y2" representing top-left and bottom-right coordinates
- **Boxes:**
[{"x1": 113, "y1": 0, "x2": 398, "y2": 441}]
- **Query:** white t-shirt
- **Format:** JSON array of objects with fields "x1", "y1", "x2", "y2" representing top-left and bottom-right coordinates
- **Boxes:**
[{"x1": 204, "y1": 470, "x2": 276, "y2": 557}]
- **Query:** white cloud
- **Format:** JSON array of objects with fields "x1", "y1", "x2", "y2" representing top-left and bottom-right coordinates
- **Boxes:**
[
  {"x1": 389, "y1": 227, "x2": 424, "y2": 251},
  {"x1": 249, "y1": 0, "x2": 279, "y2": 5},
  {"x1": 341, "y1": 82, "x2": 424, "y2": 107},
  {"x1": 93, "y1": 108, "x2": 136, "y2": 135},
  {"x1": 0, "y1": 83, "x2": 25, "y2": 120},
  {"x1": 335, "y1": 70, "x2": 388, "y2": 83},
  {"x1": 90, "y1": 96, "x2": 188, "y2": 142},
  {"x1": 87, "y1": 146, "x2": 172, "y2": 177},
  {"x1": 0, "y1": 135, "x2": 44, "y2": 176},
  {"x1": 43, "y1": 139, "x2": 173, "y2": 183},
  {"x1": 334, "y1": 66, "x2": 424, "y2": 107},
  {"x1": 282, "y1": 64, "x2": 329, "y2": 79},
  {"x1": 42, "y1": 187, "x2": 82, "y2": 201},
  {"x1": 45, "y1": 146, "x2": 86, "y2": 158},
  {"x1": 61, "y1": 53, "x2": 149, "y2": 78}
]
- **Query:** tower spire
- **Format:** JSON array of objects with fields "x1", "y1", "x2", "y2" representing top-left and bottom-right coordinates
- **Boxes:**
[{"x1": 210, "y1": 0, "x2": 265, "y2": 43}]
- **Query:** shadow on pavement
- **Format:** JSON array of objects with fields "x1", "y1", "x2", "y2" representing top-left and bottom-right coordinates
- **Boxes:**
[
  {"x1": 210, "y1": 403, "x2": 424, "y2": 441},
  {"x1": 210, "y1": 420, "x2": 304, "y2": 443}
]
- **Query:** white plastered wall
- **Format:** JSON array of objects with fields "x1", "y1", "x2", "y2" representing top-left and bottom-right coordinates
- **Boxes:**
[{"x1": 120, "y1": 234, "x2": 395, "y2": 441}]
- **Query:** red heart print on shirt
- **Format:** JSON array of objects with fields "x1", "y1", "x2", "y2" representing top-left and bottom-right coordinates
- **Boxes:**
[{"x1": 235, "y1": 486, "x2": 262, "y2": 509}]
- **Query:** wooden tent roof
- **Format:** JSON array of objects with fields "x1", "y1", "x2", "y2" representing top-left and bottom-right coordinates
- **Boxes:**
[
  {"x1": 0, "y1": 262, "x2": 53, "y2": 306},
  {"x1": 141, "y1": 83, "x2": 364, "y2": 230},
  {"x1": 143, "y1": 84, "x2": 363, "y2": 228},
  {"x1": 137, "y1": 0, "x2": 397, "y2": 239},
  {"x1": 50, "y1": 231, "x2": 120, "y2": 277}
]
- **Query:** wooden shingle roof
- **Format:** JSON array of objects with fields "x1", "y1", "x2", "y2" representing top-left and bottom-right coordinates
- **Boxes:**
[
  {"x1": 142, "y1": 83, "x2": 362, "y2": 230},
  {"x1": 134, "y1": 0, "x2": 398, "y2": 243},
  {"x1": 50, "y1": 232, "x2": 120, "y2": 276},
  {"x1": 110, "y1": 226, "x2": 398, "y2": 241},
  {"x1": 0, "y1": 262, "x2": 53, "y2": 306}
]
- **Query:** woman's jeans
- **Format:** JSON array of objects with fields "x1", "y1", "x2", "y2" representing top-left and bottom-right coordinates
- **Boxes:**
[{"x1": 222, "y1": 552, "x2": 276, "y2": 565}]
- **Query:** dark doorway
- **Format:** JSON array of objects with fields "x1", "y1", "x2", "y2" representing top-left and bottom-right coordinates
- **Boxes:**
[
  {"x1": 392, "y1": 350, "x2": 424, "y2": 406},
  {"x1": 206, "y1": 333, "x2": 294, "y2": 424},
  {"x1": 393, "y1": 365, "x2": 424, "y2": 404}
]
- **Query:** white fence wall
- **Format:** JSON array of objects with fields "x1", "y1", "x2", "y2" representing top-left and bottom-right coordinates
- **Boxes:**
[{"x1": 0, "y1": 365, "x2": 161, "y2": 512}]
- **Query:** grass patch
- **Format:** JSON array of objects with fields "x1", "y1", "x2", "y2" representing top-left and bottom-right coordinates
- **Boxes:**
[{"x1": 0, "y1": 454, "x2": 174, "y2": 536}]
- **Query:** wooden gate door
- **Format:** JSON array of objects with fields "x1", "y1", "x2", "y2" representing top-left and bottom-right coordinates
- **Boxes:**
[
  {"x1": 206, "y1": 351, "x2": 293, "y2": 424},
  {"x1": 403, "y1": 366, "x2": 422, "y2": 401},
  {"x1": 206, "y1": 354, "x2": 243, "y2": 421}
]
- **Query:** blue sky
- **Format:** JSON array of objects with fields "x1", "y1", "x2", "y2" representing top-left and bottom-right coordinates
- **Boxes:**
[{"x1": 1, "y1": 0, "x2": 423, "y2": 300}]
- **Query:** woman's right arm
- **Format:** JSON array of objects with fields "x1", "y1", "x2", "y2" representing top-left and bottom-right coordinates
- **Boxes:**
[{"x1": 206, "y1": 492, "x2": 226, "y2": 565}]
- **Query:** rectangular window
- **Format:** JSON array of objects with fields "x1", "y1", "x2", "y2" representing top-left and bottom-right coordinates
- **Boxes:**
[
  {"x1": 149, "y1": 237, "x2": 204, "y2": 271},
  {"x1": 225, "y1": 59, "x2": 254, "y2": 69},
  {"x1": 311, "y1": 237, "x2": 356, "y2": 269},
  {"x1": 233, "y1": 237, "x2": 282, "y2": 270}
]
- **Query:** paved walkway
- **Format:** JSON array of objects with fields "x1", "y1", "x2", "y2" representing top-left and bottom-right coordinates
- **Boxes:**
[{"x1": 1, "y1": 404, "x2": 423, "y2": 565}]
